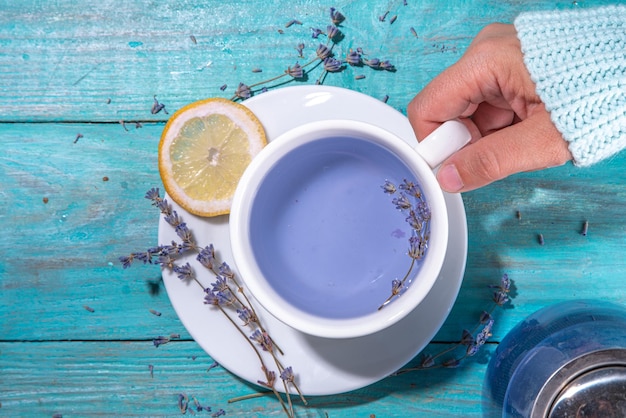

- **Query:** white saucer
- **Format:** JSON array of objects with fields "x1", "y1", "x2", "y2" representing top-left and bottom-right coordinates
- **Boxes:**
[{"x1": 158, "y1": 85, "x2": 467, "y2": 396}]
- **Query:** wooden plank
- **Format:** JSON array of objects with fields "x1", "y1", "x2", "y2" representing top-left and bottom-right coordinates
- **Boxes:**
[
  {"x1": 1, "y1": 0, "x2": 625, "y2": 415},
  {"x1": 0, "y1": 341, "x2": 490, "y2": 417},
  {"x1": 2, "y1": 122, "x2": 626, "y2": 344},
  {"x1": 0, "y1": 0, "x2": 615, "y2": 122},
  {"x1": 0, "y1": 122, "x2": 186, "y2": 341}
]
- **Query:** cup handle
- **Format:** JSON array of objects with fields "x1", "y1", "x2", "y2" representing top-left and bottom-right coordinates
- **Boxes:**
[{"x1": 414, "y1": 120, "x2": 472, "y2": 169}]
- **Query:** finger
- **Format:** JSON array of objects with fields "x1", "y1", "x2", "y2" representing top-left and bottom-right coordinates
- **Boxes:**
[
  {"x1": 436, "y1": 111, "x2": 572, "y2": 192},
  {"x1": 471, "y1": 102, "x2": 516, "y2": 136},
  {"x1": 407, "y1": 24, "x2": 525, "y2": 140},
  {"x1": 407, "y1": 61, "x2": 484, "y2": 140}
]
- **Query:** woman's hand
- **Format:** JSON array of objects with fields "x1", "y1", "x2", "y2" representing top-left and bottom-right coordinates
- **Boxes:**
[{"x1": 408, "y1": 23, "x2": 572, "y2": 192}]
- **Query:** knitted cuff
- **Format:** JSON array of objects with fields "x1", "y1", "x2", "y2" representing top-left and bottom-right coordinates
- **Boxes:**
[{"x1": 514, "y1": 5, "x2": 626, "y2": 167}]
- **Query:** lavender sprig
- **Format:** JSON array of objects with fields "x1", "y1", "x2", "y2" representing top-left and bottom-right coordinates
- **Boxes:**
[
  {"x1": 119, "y1": 188, "x2": 306, "y2": 417},
  {"x1": 395, "y1": 273, "x2": 512, "y2": 374},
  {"x1": 229, "y1": 7, "x2": 395, "y2": 101},
  {"x1": 378, "y1": 179, "x2": 430, "y2": 310}
]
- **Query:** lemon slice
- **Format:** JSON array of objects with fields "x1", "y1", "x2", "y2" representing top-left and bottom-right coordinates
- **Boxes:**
[{"x1": 158, "y1": 98, "x2": 267, "y2": 217}]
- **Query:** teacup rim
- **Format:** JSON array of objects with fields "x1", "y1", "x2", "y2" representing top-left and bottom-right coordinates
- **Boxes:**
[{"x1": 230, "y1": 119, "x2": 449, "y2": 339}]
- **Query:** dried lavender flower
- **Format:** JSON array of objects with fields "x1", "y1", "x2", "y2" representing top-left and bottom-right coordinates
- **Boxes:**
[
  {"x1": 175, "y1": 222, "x2": 193, "y2": 243},
  {"x1": 408, "y1": 231, "x2": 425, "y2": 260},
  {"x1": 316, "y1": 44, "x2": 332, "y2": 60},
  {"x1": 207, "y1": 361, "x2": 219, "y2": 372},
  {"x1": 235, "y1": 82, "x2": 251, "y2": 99},
  {"x1": 363, "y1": 58, "x2": 381, "y2": 68},
  {"x1": 493, "y1": 291, "x2": 509, "y2": 306},
  {"x1": 258, "y1": 370, "x2": 277, "y2": 388},
  {"x1": 204, "y1": 290, "x2": 219, "y2": 306},
  {"x1": 391, "y1": 279, "x2": 403, "y2": 295},
  {"x1": 345, "y1": 49, "x2": 361, "y2": 66},
  {"x1": 216, "y1": 289, "x2": 236, "y2": 306},
  {"x1": 442, "y1": 358, "x2": 461, "y2": 368},
  {"x1": 153, "y1": 336, "x2": 170, "y2": 348},
  {"x1": 467, "y1": 319, "x2": 494, "y2": 356},
  {"x1": 329, "y1": 7, "x2": 345, "y2": 25},
  {"x1": 218, "y1": 261, "x2": 234, "y2": 278},
  {"x1": 237, "y1": 307, "x2": 257, "y2": 326},
  {"x1": 381, "y1": 180, "x2": 397, "y2": 194},
  {"x1": 392, "y1": 193, "x2": 411, "y2": 210},
  {"x1": 151, "y1": 95, "x2": 168, "y2": 114},
  {"x1": 145, "y1": 187, "x2": 160, "y2": 201},
  {"x1": 295, "y1": 43, "x2": 305, "y2": 57},
  {"x1": 380, "y1": 60, "x2": 396, "y2": 71},
  {"x1": 322, "y1": 57, "x2": 343, "y2": 72},
  {"x1": 196, "y1": 245, "x2": 215, "y2": 269},
  {"x1": 460, "y1": 329, "x2": 474, "y2": 346},
  {"x1": 177, "y1": 394, "x2": 188, "y2": 414},
  {"x1": 211, "y1": 276, "x2": 229, "y2": 293},
  {"x1": 249, "y1": 330, "x2": 273, "y2": 351},
  {"x1": 311, "y1": 27, "x2": 323, "y2": 38},
  {"x1": 479, "y1": 310, "x2": 493, "y2": 324},
  {"x1": 119, "y1": 255, "x2": 133, "y2": 269},
  {"x1": 326, "y1": 24, "x2": 340, "y2": 40},
  {"x1": 173, "y1": 262, "x2": 194, "y2": 281},
  {"x1": 285, "y1": 62, "x2": 304, "y2": 79},
  {"x1": 499, "y1": 273, "x2": 511, "y2": 293},
  {"x1": 280, "y1": 366, "x2": 295, "y2": 383}
]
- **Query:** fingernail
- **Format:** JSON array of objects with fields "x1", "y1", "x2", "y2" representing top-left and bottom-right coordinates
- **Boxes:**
[{"x1": 437, "y1": 164, "x2": 464, "y2": 192}]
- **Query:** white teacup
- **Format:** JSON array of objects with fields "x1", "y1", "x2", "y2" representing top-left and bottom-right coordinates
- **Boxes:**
[{"x1": 230, "y1": 119, "x2": 470, "y2": 338}]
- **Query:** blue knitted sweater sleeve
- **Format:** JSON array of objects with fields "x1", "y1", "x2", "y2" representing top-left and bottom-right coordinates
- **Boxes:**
[{"x1": 514, "y1": 5, "x2": 626, "y2": 166}]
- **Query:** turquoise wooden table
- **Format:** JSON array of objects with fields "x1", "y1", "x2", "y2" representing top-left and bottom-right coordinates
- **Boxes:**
[{"x1": 1, "y1": 0, "x2": 624, "y2": 416}]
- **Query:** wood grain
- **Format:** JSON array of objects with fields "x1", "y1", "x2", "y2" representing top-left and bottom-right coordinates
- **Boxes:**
[
  {"x1": 0, "y1": 0, "x2": 607, "y2": 122},
  {"x1": 0, "y1": 341, "x2": 491, "y2": 417},
  {"x1": 0, "y1": 0, "x2": 623, "y2": 416}
]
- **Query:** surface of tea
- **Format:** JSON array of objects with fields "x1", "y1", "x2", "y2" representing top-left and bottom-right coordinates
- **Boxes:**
[{"x1": 250, "y1": 136, "x2": 426, "y2": 318}]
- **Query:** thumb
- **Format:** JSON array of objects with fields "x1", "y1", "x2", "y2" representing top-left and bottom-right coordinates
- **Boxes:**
[{"x1": 436, "y1": 112, "x2": 572, "y2": 192}]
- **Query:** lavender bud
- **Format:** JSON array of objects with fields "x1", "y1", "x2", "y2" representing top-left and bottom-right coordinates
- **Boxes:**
[
  {"x1": 316, "y1": 44, "x2": 331, "y2": 60},
  {"x1": 285, "y1": 62, "x2": 304, "y2": 79},
  {"x1": 381, "y1": 180, "x2": 397, "y2": 194},
  {"x1": 329, "y1": 7, "x2": 345, "y2": 25},
  {"x1": 345, "y1": 49, "x2": 361, "y2": 66},
  {"x1": 326, "y1": 24, "x2": 340, "y2": 40},
  {"x1": 295, "y1": 43, "x2": 305, "y2": 57},
  {"x1": 235, "y1": 82, "x2": 251, "y2": 99},
  {"x1": 311, "y1": 27, "x2": 323, "y2": 38},
  {"x1": 380, "y1": 60, "x2": 396, "y2": 71},
  {"x1": 322, "y1": 57, "x2": 343, "y2": 72},
  {"x1": 364, "y1": 58, "x2": 381, "y2": 68},
  {"x1": 280, "y1": 366, "x2": 295, "y2": 383}
]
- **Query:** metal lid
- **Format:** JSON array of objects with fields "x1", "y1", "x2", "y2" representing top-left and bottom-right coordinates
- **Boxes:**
[
  {"x1": 532, "y1": 349, "x2": 626, "y2": 418},
  {"x1": 549, "y1": 365, "x2": 626, "y2": 417}
]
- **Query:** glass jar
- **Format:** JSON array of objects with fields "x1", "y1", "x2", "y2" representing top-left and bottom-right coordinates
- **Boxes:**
[{"x1": 483, "y1": 300, "x2": 626, "y2": 417}]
